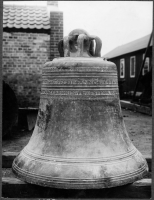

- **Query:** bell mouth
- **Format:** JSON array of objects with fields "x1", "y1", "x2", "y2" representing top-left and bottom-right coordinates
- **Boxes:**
[{"x1": 12, "y1": 146, "x2": 148, "y2": 189}]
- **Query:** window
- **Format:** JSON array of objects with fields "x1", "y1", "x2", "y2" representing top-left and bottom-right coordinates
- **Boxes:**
[
  {"x1": 120, "y1": 59, "x2": 125, "y2": 78},
  {"x1": 142, "y1": 54, "x2": 149, "y2": 75},
  {"x1": 130, "y1": 56, "x2": 136, "y2": 78}
]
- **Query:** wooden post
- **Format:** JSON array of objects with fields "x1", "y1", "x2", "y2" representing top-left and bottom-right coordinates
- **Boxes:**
[{"x1": 132, "y1": 31, "x2": 153, "y2": 102}]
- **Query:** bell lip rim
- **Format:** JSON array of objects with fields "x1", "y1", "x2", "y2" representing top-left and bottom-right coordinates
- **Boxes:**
[
  {"x1": 12, "y1": 159, "x2": 148, "y2": 180},
  {"x1": 12, "y1": 161, "x2": 148, "y2": 189}
]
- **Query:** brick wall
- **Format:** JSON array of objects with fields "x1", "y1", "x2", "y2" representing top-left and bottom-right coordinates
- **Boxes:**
[
  {"x1": 50, "y1": 11, "x2": 63, "y2": 60},
  {"x1": 3, "y1": 31, "x2": 50, "y2": 108}
]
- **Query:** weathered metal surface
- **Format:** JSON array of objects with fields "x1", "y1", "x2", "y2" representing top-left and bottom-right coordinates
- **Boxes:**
[{"x1": 12, "y1": 29, "x2": 148, "y2": 189}]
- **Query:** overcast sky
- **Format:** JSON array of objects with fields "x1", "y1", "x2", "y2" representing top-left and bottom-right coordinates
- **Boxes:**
[{"x1": 4, "y1": 1, "x2": 153, "y2": 56}]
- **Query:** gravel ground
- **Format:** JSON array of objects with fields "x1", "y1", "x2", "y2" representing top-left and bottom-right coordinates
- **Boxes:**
[
  {"x1": 122, "y1": 109, "x2": 152, "y2": 156},
  {"x1": 2, "y1": 109, "x2": 152, "y2": 156}
]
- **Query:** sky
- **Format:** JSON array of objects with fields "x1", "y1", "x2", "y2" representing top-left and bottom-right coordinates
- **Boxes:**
[{"x1": 4, "y1": 1, "x2": 153, "y2": 56}]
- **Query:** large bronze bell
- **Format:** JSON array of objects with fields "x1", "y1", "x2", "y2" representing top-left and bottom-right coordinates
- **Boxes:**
[{"x1": 12, "y1": 29, "x2": 148, "y2": 189}]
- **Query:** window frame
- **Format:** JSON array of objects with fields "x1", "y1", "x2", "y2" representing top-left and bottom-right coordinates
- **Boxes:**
[
  {"x1": 142, "y1": 54, "x2": 149, "y2": 76},
  {"x1": 120, "y1": 58, "x2": 125, "y2": 78},
  {"x1": 130, "y1": 56, "x2": 136, "y2": 78}
]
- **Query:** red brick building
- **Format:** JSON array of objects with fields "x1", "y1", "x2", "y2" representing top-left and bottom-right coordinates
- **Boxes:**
[{"x1": 3, "y1": 1, "x2": 63, "y2": 108}]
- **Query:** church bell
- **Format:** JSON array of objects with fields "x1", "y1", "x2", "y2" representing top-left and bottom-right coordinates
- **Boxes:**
[{"x1": 12, "y1": 29, "x2": 148, "y2": 189}]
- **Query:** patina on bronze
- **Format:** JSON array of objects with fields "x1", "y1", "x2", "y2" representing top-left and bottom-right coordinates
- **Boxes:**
[{"x1": 12, "y1": 29, "x2": 148, "y2": 189}]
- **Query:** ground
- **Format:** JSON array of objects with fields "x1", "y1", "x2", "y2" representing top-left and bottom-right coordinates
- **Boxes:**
[
  {"x1": 122, "y1": 109, "x2": 152, "y2": 156},
  {"x1": 2, "y1": 109, "x2": 152, "y2": 157}
]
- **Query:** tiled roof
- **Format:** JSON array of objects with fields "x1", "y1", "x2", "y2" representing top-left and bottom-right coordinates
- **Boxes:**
[
  {"x1": 3, "y1": 4, "x2": 50, "y2": 30},
  {"x1": 103, "y1": 34, "x2": 153, "y2": 59}
]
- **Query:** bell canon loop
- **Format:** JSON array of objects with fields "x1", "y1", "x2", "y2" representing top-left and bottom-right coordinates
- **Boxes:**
[{"x1": 12, "y1": 29, "x2": 148, "y2": 189}]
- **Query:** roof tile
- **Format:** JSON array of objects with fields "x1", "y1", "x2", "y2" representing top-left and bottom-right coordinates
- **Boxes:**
[
  {"x1": 7, "y1": 23, "x2": 14, "y2": 28},
  {"x1": 3, "y1": 4, "x2": 50, "y2": 30},
  {"x1": 14, "y1": 24, "x2": 22, "y2": 29}
]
